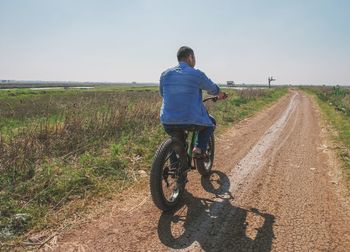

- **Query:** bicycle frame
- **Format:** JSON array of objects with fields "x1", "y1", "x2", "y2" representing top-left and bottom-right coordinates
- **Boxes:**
[
  {"x1": 186, "y1": 130, "x2": 199, "y2": 168},
  {"x1": 175, "y1": 95, "x2": 223, "y2": 170}
]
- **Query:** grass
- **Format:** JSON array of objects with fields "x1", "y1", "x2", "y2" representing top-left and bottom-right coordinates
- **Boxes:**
[
  {"x1": 0, "y1": 86, "x2": 287, "y2": 246},
  {"x1": 0, "y1": 86, "x2": 158, "y2": 132},
  {"x1": 303, "y1": 86, "x2": 350, "y2": 179},
  {"x1": 210, "y1": 88, "x2": 288, "y2": 130}
]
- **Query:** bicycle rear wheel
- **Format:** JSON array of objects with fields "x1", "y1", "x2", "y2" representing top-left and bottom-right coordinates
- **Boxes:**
[{"x1": 150, "y1": 139, "x2": 185, "y2": 211}]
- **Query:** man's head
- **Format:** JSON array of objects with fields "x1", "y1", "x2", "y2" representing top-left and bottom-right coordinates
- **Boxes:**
[{"x1": 177, "y1": 46, "x2": 196, "y2": 67}]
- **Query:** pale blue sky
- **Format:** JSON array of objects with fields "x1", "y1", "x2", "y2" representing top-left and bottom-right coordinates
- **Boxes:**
[{"x1": 0, "y1": 0, "x2": 349, "y2": 85}]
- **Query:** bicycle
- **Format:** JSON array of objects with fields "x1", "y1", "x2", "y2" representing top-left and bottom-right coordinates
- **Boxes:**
[{"x1": 150, "y1": 95, "x2": 227, "y2": 211}]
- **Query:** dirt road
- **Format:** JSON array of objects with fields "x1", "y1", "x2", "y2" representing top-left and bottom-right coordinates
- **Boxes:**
[{"x1": 51, "y1": 91, "x2": 350, "y2": 251}]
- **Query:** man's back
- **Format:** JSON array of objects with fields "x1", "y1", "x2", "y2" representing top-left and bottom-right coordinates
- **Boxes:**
[{"x1": 160, "y1": 62, "x2": 219, "y2": 126}]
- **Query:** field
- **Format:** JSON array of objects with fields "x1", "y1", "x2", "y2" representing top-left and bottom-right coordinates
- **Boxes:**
[{"x1": 0, "y1": 86, "x2": 288, "y2": 243}]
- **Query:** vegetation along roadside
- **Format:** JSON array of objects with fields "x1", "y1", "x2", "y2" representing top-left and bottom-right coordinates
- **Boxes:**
[{"x1": 304, "y1": 86, "x2": 350, "y2": 180}]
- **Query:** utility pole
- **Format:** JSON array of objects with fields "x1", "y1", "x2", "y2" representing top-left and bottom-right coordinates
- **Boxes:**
[{"x1": 268, "y1": 76, "x2": 276, "y2": 88}]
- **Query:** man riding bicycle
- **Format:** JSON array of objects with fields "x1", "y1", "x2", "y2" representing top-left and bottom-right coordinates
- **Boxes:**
[{"x1": 159, "y1": 46, "x2": 226, "y2": 159}]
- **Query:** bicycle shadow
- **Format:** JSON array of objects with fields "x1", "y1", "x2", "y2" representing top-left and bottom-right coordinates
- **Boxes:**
[{"x1": 157, "y1": 170, "x2": 275, "y2": 251}]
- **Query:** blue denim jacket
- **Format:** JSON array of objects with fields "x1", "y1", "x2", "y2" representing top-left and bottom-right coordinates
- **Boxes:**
[{"x1": 160, "y1": 62, "x2": 220, "y2": 126}]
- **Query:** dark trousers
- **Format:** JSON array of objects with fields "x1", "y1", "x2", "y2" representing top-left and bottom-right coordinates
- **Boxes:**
[{"x1": 163, "y1": 117, "x2": 215, "y2": 151}]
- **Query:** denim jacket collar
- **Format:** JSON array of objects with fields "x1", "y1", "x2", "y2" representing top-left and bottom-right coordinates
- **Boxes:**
[{"x1": 179, "y1": 61, "x2": 190, "y2": 68}]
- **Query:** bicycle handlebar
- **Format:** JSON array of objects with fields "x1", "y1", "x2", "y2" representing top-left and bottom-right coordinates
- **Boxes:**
[
  {"x1": 202, "y1": 93, "x2": 228, "y2": 103},
  {"x1": 202, "y1": 96, "x2": 218, "y2": 103}
]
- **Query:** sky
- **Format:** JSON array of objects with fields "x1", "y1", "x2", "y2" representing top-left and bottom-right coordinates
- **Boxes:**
[{"x1": 0, "y1": 0, "x2": 349, "y2": 85}]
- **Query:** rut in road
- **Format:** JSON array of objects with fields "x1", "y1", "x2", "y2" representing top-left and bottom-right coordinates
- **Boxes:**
[{"x1": 51, "y1": 91, "x2": 350, "y2": 252}]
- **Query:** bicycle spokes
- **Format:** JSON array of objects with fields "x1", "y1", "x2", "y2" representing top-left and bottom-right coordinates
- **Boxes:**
[{"x1": 161, "y1": 150, "x2": 182, "y2": 202}]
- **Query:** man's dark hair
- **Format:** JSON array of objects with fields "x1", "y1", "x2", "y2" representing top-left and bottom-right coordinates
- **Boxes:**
[{"x1": 177, "y1": 46, "x2": 194, "y2": 61}]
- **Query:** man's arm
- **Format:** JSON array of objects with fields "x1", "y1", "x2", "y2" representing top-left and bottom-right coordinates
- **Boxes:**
[
  {"x1": 197, "y1": 70, "x2": 227, "y2": 100},
  {"x1": 198, "y1": 70, "x2": 219, "y2": 95}
]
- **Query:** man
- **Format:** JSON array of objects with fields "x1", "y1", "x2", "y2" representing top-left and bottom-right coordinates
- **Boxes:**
[{"x1": 159, "y1": 46, "x2": 226, "y2": 159}]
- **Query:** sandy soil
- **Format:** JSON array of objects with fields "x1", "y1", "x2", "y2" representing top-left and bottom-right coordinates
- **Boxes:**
[{"x1": 47, "y1": 90, "x2": 350, "y2": 252}]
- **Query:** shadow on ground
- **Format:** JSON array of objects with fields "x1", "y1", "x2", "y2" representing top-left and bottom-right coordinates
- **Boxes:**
[{"x1": 157, "y1": 170, "x2": 275, "y2": 251}]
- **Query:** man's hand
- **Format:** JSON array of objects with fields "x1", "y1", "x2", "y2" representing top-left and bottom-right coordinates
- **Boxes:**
[{"x1": 218, "y1": 91, "x2": 228, "y2": 100}]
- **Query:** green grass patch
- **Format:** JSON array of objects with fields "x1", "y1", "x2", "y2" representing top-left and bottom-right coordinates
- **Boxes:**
[{"x1": 211, "y1": 88, "x2": 288, "y2": 132}]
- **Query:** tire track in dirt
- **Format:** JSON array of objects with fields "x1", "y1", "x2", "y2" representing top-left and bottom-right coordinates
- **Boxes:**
[
  {"x1": 50, "y1": 90, "x2": 350, "y2": 252},
  {"x1": 234, "y1": 92, "x2": 350, "y2": 251},
  {"x1": 175, "y1": 93, "x2": 298, "y2": 251}
]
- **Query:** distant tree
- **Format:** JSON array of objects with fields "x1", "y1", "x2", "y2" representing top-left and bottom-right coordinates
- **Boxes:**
[{"x1": 268, "y1": 76, "x2": 276, "y2": 88}]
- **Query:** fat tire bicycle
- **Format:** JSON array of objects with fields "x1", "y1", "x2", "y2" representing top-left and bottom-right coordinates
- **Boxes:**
[{"x1": 150, "y1": 95, "x2": 225, "y2": 211}]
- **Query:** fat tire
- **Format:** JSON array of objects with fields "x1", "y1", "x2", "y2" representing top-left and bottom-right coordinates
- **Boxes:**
[
  {"x1": 196, "y1": 134, "x2": 215, "y2": 176},
  {"x1": 150, "y1": 139, "x2": 184, "y2": 211}
]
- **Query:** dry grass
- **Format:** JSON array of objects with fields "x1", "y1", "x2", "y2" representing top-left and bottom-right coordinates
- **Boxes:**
[{"x1": 0, "y1": 89, "x2": 164, "y2": 242}]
